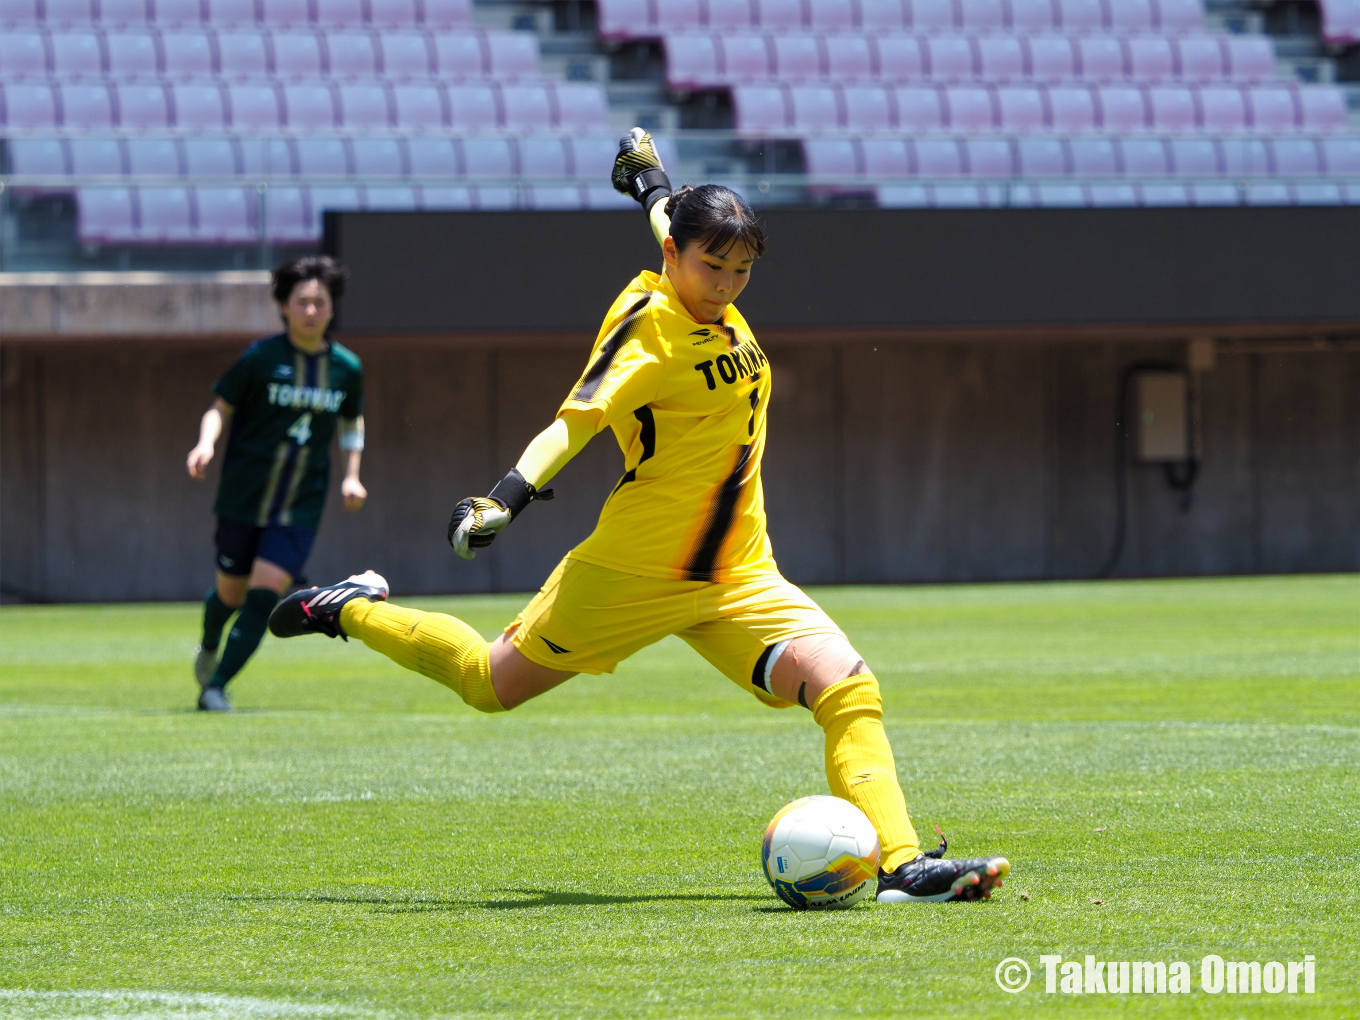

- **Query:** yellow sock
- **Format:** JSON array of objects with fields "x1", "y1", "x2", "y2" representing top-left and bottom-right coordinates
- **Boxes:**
[
  {"x1": 812, "y1": 673, "x2": 920, "y2": 872},
  {"x1": 340, "y1": 599, "x2": 504, "y2": 714}
]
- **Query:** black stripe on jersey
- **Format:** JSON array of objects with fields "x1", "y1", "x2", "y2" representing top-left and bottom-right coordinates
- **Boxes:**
[
  {"x1": 608, "y1": 406, "x2": 657, "y2": 498},
  {"x1": 685, "y1": 443, "x2": 753, "y2": 582},
  {"x1": 572, "y1": 294, "x2": 653, "y2": 402},
  {"x1": 751, "y1": 642, "x2": 776, "y2": 693}
]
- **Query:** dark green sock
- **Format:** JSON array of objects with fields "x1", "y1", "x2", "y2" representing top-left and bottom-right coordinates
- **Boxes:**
[
  {"x1": 210, "y1": 588, "x2": 279, "y2": 688},
  {"x1": 201, "y1": 587, "x2": 237, "y2": 652}
]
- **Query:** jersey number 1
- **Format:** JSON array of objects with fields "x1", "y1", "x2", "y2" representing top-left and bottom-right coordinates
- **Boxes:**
[{"x1": 287, "y1": 413, "x2": 313, "y2": 446}]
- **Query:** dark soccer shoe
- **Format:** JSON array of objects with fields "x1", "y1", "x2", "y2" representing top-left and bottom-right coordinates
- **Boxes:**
[
  {"x1": 268, "y1": 571, "x2": 389, "y2": 640},
  {"x1": 876, "y1": 837, "x2": 1009, "y2": 903}
]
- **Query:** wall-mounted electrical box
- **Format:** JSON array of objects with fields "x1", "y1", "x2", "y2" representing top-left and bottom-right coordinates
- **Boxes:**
[{"x1": 1134, "y1": 371, "x2": 1189, "y2": 463}]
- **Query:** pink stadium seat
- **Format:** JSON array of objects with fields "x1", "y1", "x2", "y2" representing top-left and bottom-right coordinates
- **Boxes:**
[
  {"x1": 1107, "y1": 0, "x2": 1154, "y2": 33},
  {"x1": 841, "y1": 84, "x2": 892, "y2": 129},
  {"x1": 1187, "y1": 182, "x2": 1238, "y2": 205},
  {"x1": 788, "y1": 84, "x2": 839, "y2": 129},
  {"x1": 1117, "y1": 137, "x2": 1168, "y2": 175},
  {"x1": 1025, "y1": 36, "x2": 1075, "y2": 83},
  {"x1": 1154, "y1": 0, "x2": 1204, "y2": 32},
  {"x1": 227, "y1": 83, "x2": 283, "y2": 128},
  {"x1": 976, "y1": 37, "x2": 1023, "y2": 82},
  {"x1": 861, "y1": 136, "x2": 909, "y2": 174},
  {"x1": 269, "y1": 30, "x2": 324, "y2": 77},
  {"x1": 523, "y1": 186, "x2": 585, "y2": 210},
  {"x1": 1320, "y1": 0, "x2": 1360, "y2": 44},
  {"x1": 720, "y1": 33, "x2": 770, "y2": 81},
  {"x1": 328, "y1": 31, "x2": 380, "y2": 77},
  {"x1": 942, "y1": 85, "x2": 993, "y2": 130},
  {"x1": 1009, "y1": 0, "x2": 1056, "y2": 31},
  {"x1": 1268, "y1": 137, "x2": 1320, "y2": 175},
  {"x1": 263, "y1": 186, "x2": 312, "y2": 241},
  {"x1": 238, "y1": 138, "x2": 292, "y2": 176},
  {"x1": 0, "y1": 0, "x2": 40, "y2": 24},
  {"x1": 351, "y1": 137, "x2": 404, "y2": 175},
  {"x1": 498, "y1": 83, "x2": 552, "y2": 129},
  {"x1": 912, "y1": 138, "x2": 963, "y2": 176},
  {"x1": 461, "y1": 136, "x2": 513, "y2": 176},
  {"x1": 1222, "y1": 36, "x2": 1274, "y2": 82},
  {"x1": 996, "y1": 86, "x2": 1044, "y2": 131},
  {"x1": 667, "y1": 34, "x2": 721, "y2": 87},
  {"x1": 183, "y1": 136, "x2": 240, "y2": 174},
  {"x1": 566, "y1": 136, "x2": 617, "y2": 178},
  {"x1": 1138, "y1": 182, "x2": 1189, "y2": 206},
  {"x1": 314, "y1": 0, "x2": 363, "y2": 26},
  {"x1": 1246, "y1": 86, "x2": 1297, "y2": 131},
  {"x1": 281, "y1": 83, "x2": 336, "y2": 128},
  {"x1": 893, "y1": 85, "x2": 943, "y2": 130},
  {"x1": 431, "y1": 34, "x2": 484, "y2": 77},
  {"x1": 1015, "y1": 136, "x2": 1066, "y2": 175},
  {"x1": 195, "y1": 187, "x2": 256, "y2": 241},
  {"x1": 963, "y1": 137, "x2": 1012, "y2": 176},
  {"x1": 1167, "y1": 137, "x2": 1218, "y2": 175},
  {"x1": 104, "y1": 0, "x2": 151, "y2": 21},
  {"x1": 732, "y1": 84, "x2": 787, "y2": 131},
  {"x1": 78, "y1": 188, "x2": 136, "y2": 243},
  {"x1": 69, "y1": 137, "x2": 124, "y2": 175},
  {"x1": 406, "y1": 137, "x2": 458, "y2": 174},
  {"x1": 217, "y1": 30, "x2": 271, "y2": 78},
  {"x1": 1217, "y1": 136, "x2": 1268, "y2": 174},
  {"x1": 151, "y1": 0, "x2": 204, "y2": 24},
  {"x1": 824, "y1": 36, "x2": 873, "y2": 82},
  {"x1": 802, "y1": 138, "x2": 859, "y2": 176},
  {"x1": 1055, "y1": 0, "x2": 1102, "y2": 32},
  {"x1": 924, "y1": 36, "x2": 974, "y2": 83},
  {"x1": 1046, "y1": 85, "x2": 1096, "y2": 131},
  {"x1": 0, "y1": 32, "x2": 47, "y2": 77},
  {"x1": 391, "y1": 83, "x2": 445, "y2": 128},
  {"x1": 874, "y1": 35, "x2": 923, "y2": 81},
  {"x1": 59, "y1": 83, "x2": 115, "y2": 129},
  {"x1": 958, "y1": 0, "x2": 1004, "y2": 30},
  {"x1": 1196, "y1": 85, "x2": 1245, "y2": 131},
  {"x1": 160, "y1": 31, "x2": 215, "y2": 77},
  {"x1": 859, "y1": 0, "x2": 907, "y2": 31},
  {"x1": 362, "y1": 185, "x2": 419, "y2": 209},
  {"x1": 294, "y1": 137, "x2": 349, "y2": 175},
  {"x1": 483, "y1": 30, "x2": 540, "y2": 78},
  {"x1": 422, "y1": 0, "x2": 471, "y2": 29},
  {"x1": 597, "y1": 0, "x2": 652, "y2": 39},
  {"x1": 105, "y1": 32, "x2": 161, "y2": 78},
  {"x1": 445, "y1": 84, "x2": 496, "y2": 128},
  {"x1": 169, "y1": 83, "x2": 226, "y2": 129},
  {"x1": 1125, "y1": 37, "x2": 1175, "y2": 83},
  {"x1": 205, "y1": 0, "x2": 256, "y2": 26},
  {"x1": 49, "y1": 32, "x2": 104, "y2": 79},
  {"x1": 656, "y1": 0, "x2": 703, "y2": 33},
  {"x1": 1095, "y1": 86, "x2": 1147, "y2": 132},
  {"x1": 378, "y1": 32, "x2": 434, "y2": 77},
  {"x1": 771, "y1": 34, "x2": 821, "y2": 81},
  {"x1": 9, "y1": 138, "x2": 69, "y2": 174},
  {"x1": 1174, "y1": 36, "x2": 1223, "y2": 83},
  {"x1": 1147, "y1": 87, "x2": 1195, "y2": 132},
  {"x1": 1320, "y1": 135, "x2": 1360, "y2": 173},
  {"x1": 807, "y1": 0, "x2": 854, "y2": 30},
  {"x1": 126, "y1": 137, "x2": 181, "y2": 174},
  {"x1": 260, "y1": 0, "x2": 309, "y2": 24},
  {"x1": 137, "y1": 186, "x2": 194, "y2": 242},
  {"x1": 1297, "y1": 86, "x2": 1348, "y2": 131},
  {"x1": 908, "y1": 0, "x2": 956, "y2": 32},
  {"x1": 46, "y1": 0, "x2": 95, "y2": 23},
  {"x1": 756, "y1": 0, "x2": 803, "y2": 31},
  {"x1": 553, "y1": 83, "x2": 609, "y2": 129},
  {"x1": 337, "y1": 83, "x2": 391, "y2": 127},
  {"x1": 370, "y1": 0, "x2": 420, "y2": 28},
  {"x1": 1068, "y1": 135, "x2": 1117, "y2": 174},
  {"x1": 1076, "y1": 37, "x2": 1125, "y2": 83},
  {"x1": 117, "y1": 83, "x2": 172, "y2": 128},
  {"x1": 1243, "y1": 182, "x2": 1290, "y2": 204},
  {"x1": 706, "y1": 0, "x2": 756, "y2": 31},
  {"x1": 420, "y1": 184, "x2": 474, "y2": 208},
  {"x1": 518, "y1": 136, "x2": 569, "y2": 177}
]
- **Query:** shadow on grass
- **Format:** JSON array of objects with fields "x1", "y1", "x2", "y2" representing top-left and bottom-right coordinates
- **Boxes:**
[{"x1": 231, "y1": 888, "x2": 768, "y2": 913}]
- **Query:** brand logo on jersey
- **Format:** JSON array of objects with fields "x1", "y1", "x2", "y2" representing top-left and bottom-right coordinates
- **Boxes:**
[
  {"x1": 272, "y1": 365, "x2": 294, "y2": 379},
  {"x1": 693, "y1": 341, "x2": 768, "y2": 390},
  {"x1": 689, "y1": 328, "x2": 717, "y2": 345},
  {"x1": 266, "y1": 383, "x2": 347, "y2": 413},
  {"x1": 541, "y1": 637, "x2": 572, "y2": 654}
]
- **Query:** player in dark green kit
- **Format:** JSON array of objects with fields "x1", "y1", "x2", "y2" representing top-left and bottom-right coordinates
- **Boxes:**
[{"x1": 186, "y1": 256, "x2": 366, "y2": 711}]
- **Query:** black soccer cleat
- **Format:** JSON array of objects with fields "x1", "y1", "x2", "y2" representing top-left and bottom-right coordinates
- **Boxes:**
[
  {"x1": 268, "y1": 571, "x2": 388, "y2": 640},
  {"x1": 197, "y1": 685, "x2": 233, "y2": 712},
  {"x1": 876, "y1": 835, "x2": 1009, "y2": 903}
]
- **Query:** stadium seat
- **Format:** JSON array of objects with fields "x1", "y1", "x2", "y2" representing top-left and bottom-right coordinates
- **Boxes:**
[
  {"x1": 1010, "y1": 0, "x2": 1057, "y2": 32},
  {"x1": 707, "y1": 0, "x2": 756, "y2": 31},
  {"x1": 350, "y1": 140, "x2": 405, "y2": 178},
  {"x1": 583, "y1": 184, "x2": 637, "y2": 208},
  {"x1": 1068, "y1": 136, "x2": 1118, "y2": 175},
  {"x1": 1138, "y1": 182, "x2": 1189, "y2": 206},
  {"x1": 874, "y1": 36, "x2": 923, "y2": 82},
  {"x1": 841, "y1": 85, "x2": 892, "y2": 130},
  {"x1": 1095, "y1": 86, "x2": 1147, "y2": 132},
  {"x1": 802, "y1": 137, "x2": 859, "y2": 176},
  {"x1": 1243, "y1": 182, "x2": 1290, "y2": 205},
  {"x1": 1155, "y1": 0, "x2": 1204, "y2": 32},
  {"x1": 1188, "y1": 182, "x2": 1239, "y2": 205},
  {"x1": 59, "y1": 83, "x2": 116, "y2": 129},
  {"x1": 362, "y1": 184, "x2": 419, "y2": 209},
  {"x1": 419, "y1": 184, "x2": 474, "y2": 209},
  {"x1": 183, "y1": 136, "x2": 240, "y2": 175},
  {"x1": 963, "y1": 137, "x2": 1012, "y2": 176},
  {"x1": 126, "y1": 137, "x2": 182, "y2": 175},
  {"x1": 894, "y1": 86, "x2": 943, "y2": 130},
  {"x1": 924, "y1": 36, "x2": 974, "y2": 83},
  {"x1": 523, "y1": 185, "x2": 584, "y2": 210},
  {"x1": 269, "y1": 30, "x2": 323, "y2": 78},
  {"x1": 483, "y1": 31, "x2": 540, "y2": 79},
  {"x1": 861, "y1": 137, "x2": 909, "y2": 175},
  {"x1": 228, "y1": 83, "x2": 284, "y2": 129},
  {"x1": 721, "y1": 34, "x2": 771, "y2": 81},
  {"x1": 406, "y1": 137, "x2": 459, "y2": 175},
  {"x1": 942, "y1": 86, "x2": 994, "y2": 131},
  {"x1": 499, "y1": 83, "x2": 552, "y2": 130},
  {"x1": 9, "y1": 138, "x2": 69, "y2": 175},
  {"x1": 262, "y1": 185, "x2": 312, "y2": 241},
  {"x1": 976, "y1": 37, "x2": 1024, "y2": 83},
  {"x1": 1147, "y1": 87, "x2": 1196, "y2": 132},
  {"x1": 932, "y1": 184, "x2": 991, "y2": 207},
  {"x1": 1268, "y1": 137, "x2": 1321, "y2": 176},
  {"x1": 1076, "y1": 37, "x2": 1125, "y2": 83},
  {"x1": 117, "y1": 83, "x2": 172, "y2": 128},
  {"x1": 958, "y1": 0, "x2": 1005, "y2": 32},
  {"x1": 294, "y1": 137, "x2": 350, "y2": 175},
  {"x1": 328, "y1": 31, "x2": 380, "y2": 77},
  {"x1": 170, "y1": 83, "x2": 228, "y2": 129},
  {"x1": 1118, "y1": 137, "x2": 1169, "y2": 176},
  {"x1": 876, "y1": 184, "x2": 930, "y2": 207},
  {"x1": 422, "y1": 0, "x2": 471, "y2": 29},
  {"x1": 1297, "y1": 87, "x2": 1348, "y2": 131},
  {"x1": 1174, "y1": 36, "x2": 1224, "y2": 83},
  {"x1": 996, "y1": 86, "x2": 1044, "y2": 131},
  {"x1": 217, "y1": 31, "x2": 272, "y2": 79},
  {"x1": 378, "y1": 33, "x2": 434, "y2": 78},
  {"x1": 1291, "y1": 181, "x2": 1343, "y2": 204},
  {"x1": 153, "y1": 0, "x2": 207, "y2": 26},
  {"x1": 260, "y1": 0, "x2": 309, "y2": 25},
  {"x1": 1025, "y1": 36, "x2": 1076, "y2": 83},
  {"x1": 597, "y1": 0, "x2": 651, "y2": 40},
  {"x1": 1197, "y1": 85, "x2": 1246, "y2": 132},
  {"x1": 240, "y1": 136, "x2": 293, "y2": 174},
  {"x1": 337, "y1": 83, "x2": 392, "y2": 127},
  {"x1": 461, "y1": 136, "x2": 513, "y2": 177},
  {"x1": 757, "y1": 0, "x2": 803, "y2": 31},
  {"x1": 391, "y1": 84, "x2": 446, "y2": 129},
  {"x1": 732, "y1": 84, "x2": 787, "y2": 131},
  {"x1": 1222, "y1": 36, "x2": 1275, "y2": 82},
  {"x1": 431, "y1": 34, "x2": 484, "y2": 77},
  {"x1": 77, "y1": 187, "x2": 136, "y2": 243},
  {"x1": 657, "y1": 0, "x2": 702, "y2": 33},
  {"x1": 280, "y1": 83, "x2": 336, "y2": 128},
  {"x1": 807, "y1": 0, "x2": 855, "y2": 31},
  {"x1": 859, "y1": 0, "x2": 907, "y2": 31},
  {"x1": 307, "y1": 185, "x2": 362, "y2": 234},
  {"x1": 787, "y1": 85, "x2": 839, "y2": 129},
  {"x1": 518, "y1": 136, "x2": 569, "y2": 177},
  {"x1": 1125, "y1": 37, "x2": 1175, "y2": 83},
  {"x1": 49, "y1": 31, "x2": 104, "y2": 79},
  {"x1": 1047, "y1": 86, "x2": 1097, "y2": 132},
  {"x1": 1087, "y1": 182, "x2": 1137, "y2": 205},
  {"x1": 445, "y1": 84, "x2": 497, "y2": 129},
  {"x1": 1320, "y1": 135, "x2": 1360, "y2": 174},
  {"x1": 1015, "y1": 136, "x2": 1067, "y2": 176},
  {"x1": 46, "y1": 0, "x2": 95, "y2": 23},
  {"x1": 1012, "y1": 183, "x2": 1085, "y2": 206},
  {"x1": 160, "y1": 31, "x2": 215, "y2": 77},
  {"x1": 1246, "y1": 86, "x2": 1297, "y2": 132},
  {"x1": 1055, "y1": 0, "x2": 1102, "y2": 32},
  {"x1": 105, "y1": 31, "x2": 161, "y2": 78},
  {"x1": 666, "y1": 34, "x2": 721, "y2": 88},
  {"x1": 1319, "y1": 0, "x2": 1360, "y2": 44},
  {"x1": 102, "y1": 0, "x2": 151, "y2": 24},
  {"x1": 195, "y1": 186, "x2": 256, "y2": 241},
  {"x1": 913, "y1": 137, "x2": 963, "y2": 176},
  {"x1": 771, "y1": 34, "x2": 821, "y2": 81},
  {"x1": 0, "y1": 31, "x2": 47, "y2": 77},
  {"x1": 136, "y1": 186, "x2": 194, "y2": 242},
  {"x1": 1218, "y1": 136, "x2": 1269, "y2": 175},
  {"x1": 370, "y1": 0, "x2": 420, "y2": 28},
  {"x1": 908, "y1": 0, "x2": 957, "y2": 33},
  {"x1": 314, "y1": 0, "x2": 363, "y2": 27},
  {"x1": 566, "y1": 136, "x2": 617, "y2": 178},
  {"x1": 1167, "y1": 136, "x2": 1219, "y2": 175},
  {"x1": 554, "y1": 83, "x2": 609, "y2": 130},
  {"x1": 1107, "y1": 0, "x2": 1154, "y2": 34},
  {"x1": 206, "y1": 0, "x2": 256, "y2": 25}
]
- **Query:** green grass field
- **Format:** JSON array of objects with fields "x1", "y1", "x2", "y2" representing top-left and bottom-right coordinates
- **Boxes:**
[{"x1": 1, "y1": 575, "x2": 1357, "y2": 1019}]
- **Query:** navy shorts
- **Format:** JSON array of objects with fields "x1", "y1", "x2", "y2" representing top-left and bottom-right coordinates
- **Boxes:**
[{"x1": 214, "y1": 518, "x2": 317, "y2": 582}]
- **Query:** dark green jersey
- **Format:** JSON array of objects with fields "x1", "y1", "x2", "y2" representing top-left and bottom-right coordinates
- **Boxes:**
[{"x1": 212, "y1": 333, "x2": 364, "y2": 530}]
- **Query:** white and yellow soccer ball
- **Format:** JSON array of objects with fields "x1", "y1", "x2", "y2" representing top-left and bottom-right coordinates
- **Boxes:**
[{"x1": 761, "y1": 795, "x2": 881, "y2": 909}]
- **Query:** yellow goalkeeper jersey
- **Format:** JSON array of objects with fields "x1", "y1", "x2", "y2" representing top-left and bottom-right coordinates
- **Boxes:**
[{"x1": 560, "y1": 270, "x2": 776, "y2": 582}]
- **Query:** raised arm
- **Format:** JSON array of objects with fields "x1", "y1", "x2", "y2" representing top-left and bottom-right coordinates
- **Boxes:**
[
  {"x1": 187, "y1": 397, "x2": 233, "y2": 480},
  {"x1": 612, "y1": 127, "x2": 672, "y2": 250}
]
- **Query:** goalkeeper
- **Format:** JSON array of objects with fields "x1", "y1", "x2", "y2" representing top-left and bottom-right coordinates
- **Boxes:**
[{"x1": 269, "y1": 132, "x2": 1009, "y2": 904}]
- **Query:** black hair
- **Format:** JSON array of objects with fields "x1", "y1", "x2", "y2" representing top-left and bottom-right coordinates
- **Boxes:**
[
  {"x1": 664, "y1": 184, "x2": 767, "y2": 259},
  {"x1": 271, "y1": 255, "x2": 350, "y2": 305}
]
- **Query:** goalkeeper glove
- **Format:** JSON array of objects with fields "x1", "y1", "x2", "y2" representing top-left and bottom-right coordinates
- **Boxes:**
[
  {"x1": 447, "y1": 468, "x2": 553, "y2": 560},
  {"x1": 611, "y1": 127, "x2": 672, "y2": 212}
]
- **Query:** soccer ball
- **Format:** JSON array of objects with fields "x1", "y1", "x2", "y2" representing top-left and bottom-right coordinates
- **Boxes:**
[{"x1": 761, "y1": 795, "x2": 881, "y2": 909}]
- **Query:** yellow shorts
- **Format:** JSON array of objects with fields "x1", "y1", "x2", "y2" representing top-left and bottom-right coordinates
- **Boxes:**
[{"x1": 506, "y1": 556, "x2": 845, "y2": 708}]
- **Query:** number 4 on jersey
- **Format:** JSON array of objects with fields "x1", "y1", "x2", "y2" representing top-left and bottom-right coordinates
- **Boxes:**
[{"x1": 287, "y1": 413, "x2": 313, "y2": 446}]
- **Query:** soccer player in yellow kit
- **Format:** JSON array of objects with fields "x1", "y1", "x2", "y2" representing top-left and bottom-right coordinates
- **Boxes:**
[{"x1": 270, "y1": 132, "x2": 1009, "y2": 903}]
